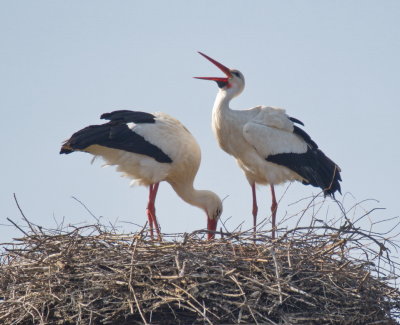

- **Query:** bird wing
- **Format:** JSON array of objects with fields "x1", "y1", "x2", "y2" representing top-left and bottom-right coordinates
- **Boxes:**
[
  {"x1": 242, "y1": 106, "x2": 341, "y2": 195},
  {"x1": 243, "y1": 121, "x2": 308, "y2": 158},
  {"x1": 60, "y1": 111, "x2": 172, "y2": 163},
  {"x1": 243, "y1": 106, "x2": 309, "y2": 157},
  {"x1": 247, "y1": 106, "x2": 318, "y2": 149},
  {"x1": 250, "y1": 106, "x2": 295, "y2": 132}
]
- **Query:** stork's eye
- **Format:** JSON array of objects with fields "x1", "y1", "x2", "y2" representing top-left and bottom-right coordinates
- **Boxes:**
[{"x1": 232, "y1": 71, "x2": 241, "y2": 78}]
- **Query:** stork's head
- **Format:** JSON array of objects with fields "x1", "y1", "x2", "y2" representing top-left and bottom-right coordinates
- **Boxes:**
[
  {"x1": 195, "y1": 52, "x2": 245, "y2": 98},
  {"x1": 201, "y1": 190, "x2": 223, "y2": 240}
]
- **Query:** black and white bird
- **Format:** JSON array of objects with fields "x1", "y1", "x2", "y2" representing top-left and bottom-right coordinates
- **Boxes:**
[
  {"x1": 195, "y1": 52, "x2": 341, "y2": 239},
  {"x1": 60, "y1": 110, "x2": 222, "y2": 240}
]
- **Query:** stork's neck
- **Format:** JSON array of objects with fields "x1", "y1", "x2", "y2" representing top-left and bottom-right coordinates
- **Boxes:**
[
  {"x1": 212, "y1": 89, "x2": 233, "y2": 114},
  {"x1": 171, "y1": 182, "x2": 207, "y2": 210},
  {"x1": 212, "y1": 90, "x2": 234, "y2": 128},
  {"x1": 171, "y1": 184, "x2": 203, "y2": 209},
  {"x1": 211, "y1": 89, "x2": 243, "y2": 153}
]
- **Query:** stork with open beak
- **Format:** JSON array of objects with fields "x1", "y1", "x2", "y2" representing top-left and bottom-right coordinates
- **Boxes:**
[
  {"x1": 195, "y1": 52, "x2": 341, "y2": 239},
  {"x1": 61, "y1": 110, "x2": 222, "y2": 240}
]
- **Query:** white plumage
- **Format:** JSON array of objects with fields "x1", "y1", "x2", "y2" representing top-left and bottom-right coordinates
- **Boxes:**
[
  {"x1": 61, "y1": 110, "x2": 222, "y2": 240},
  {"x1": 87, "y1": 113, "x2": 194, "y2": 186},
  {"x1": 196, "y1": 52, "x2": 342, "y2": 238}
]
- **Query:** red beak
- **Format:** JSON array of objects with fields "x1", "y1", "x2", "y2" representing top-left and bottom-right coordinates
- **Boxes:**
[
  {"x1": 195, "y1": 52, "x2": 232, "y2": 83},
  {"x1": 207, "y1": 217, "x2": 217, "y2": 240}
]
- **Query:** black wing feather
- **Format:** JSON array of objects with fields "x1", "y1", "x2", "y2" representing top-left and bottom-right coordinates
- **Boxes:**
[
  {"x1": 289, "y1": 116, "x2": 318, "y2": 149},
  {"x1": 289, "y1": 116, "x2": 304, "y2": 126},
  {"x1": 267, "y1": 119, "x2": 341, "y2": 196},
  {"x1": 267, "y1": 148, "x2": 341, "y2": 196},
  {"x1": 101, "y1": 110, "x2": 156, "y2": 124},
  {"x1": 293, "y1": 126, "x2": 318, "y2": 149},
  {"x1": 60, "y1": 111, "x2": 172, "y2": 163}
]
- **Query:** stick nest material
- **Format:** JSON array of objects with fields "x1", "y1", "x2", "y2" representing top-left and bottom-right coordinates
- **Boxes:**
[{"x1": 1, "y1": 204, "x2": 400, "y2": 324}]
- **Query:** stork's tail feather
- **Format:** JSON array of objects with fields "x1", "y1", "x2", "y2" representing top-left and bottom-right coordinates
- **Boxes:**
[{"x1": 267, "y1": 148, "x2": 342, "y2": 196}]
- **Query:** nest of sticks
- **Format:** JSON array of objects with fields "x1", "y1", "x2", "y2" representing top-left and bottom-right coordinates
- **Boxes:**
[{"x1": 1, "y1": 197, "x2": 400, "y2": 324}]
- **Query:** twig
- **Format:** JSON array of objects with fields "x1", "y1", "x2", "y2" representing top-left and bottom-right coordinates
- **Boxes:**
[
  {"x1": 13, "y1": 193, "x2": 37, "y2": 235},
  {"x1": 71, "y1": 196, "x2": 99, "y2": 222},
  {"x1": 6, "y1": 217, "x2": 29, "y2": 237}
]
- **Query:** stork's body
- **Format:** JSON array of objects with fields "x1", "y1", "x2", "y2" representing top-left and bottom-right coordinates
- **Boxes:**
[
  {"x1": 60, "y1": 110, "x2": 222, "y2": 240},
  {"x1": 196, "y1": 52, "x2": 341, "y2": 238}
]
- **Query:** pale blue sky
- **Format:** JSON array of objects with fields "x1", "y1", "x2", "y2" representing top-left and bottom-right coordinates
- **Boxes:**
[{"x1": 1, "y1": 1, "x2": 399, "y2": 244}]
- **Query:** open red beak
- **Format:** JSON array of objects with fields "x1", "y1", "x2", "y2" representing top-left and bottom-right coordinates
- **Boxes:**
[
  {"x1": 195, "y1": 52, "x2": 232, "y2": 84},
  {"x1": 207, "y1": 217, "x2": 217, "y2": 240}
]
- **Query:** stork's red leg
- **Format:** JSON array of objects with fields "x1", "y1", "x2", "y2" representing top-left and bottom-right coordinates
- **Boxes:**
[
  {"x1": 146, "y1": 184, "x2": 155, "y2": 239},
  {"x1": 270, "y1": 184, "x2": 278, "y2": 239},
  {"x1": 251, "y1": 183, "x2": 258, "y2": 235},
  {"x1": 149, "y1": 182, "x2": 161, "y2": 240}
]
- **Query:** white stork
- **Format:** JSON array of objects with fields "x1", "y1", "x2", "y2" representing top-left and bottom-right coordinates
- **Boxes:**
[
  {"x1": 195, "y1": 52, "x2": 342, "y2": 239},
  {"x1": 60, "y1": 110, "x2": 222, "y2": 240}
]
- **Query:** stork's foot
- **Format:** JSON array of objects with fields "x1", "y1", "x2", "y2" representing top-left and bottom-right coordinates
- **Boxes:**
[
  {"x1": 146, "y1": 208, "x2": 155, "y2": 239},
  {"x1": 270, "y1": 185, "x2": 278, "y2": 240},
  {"x1": 146, "y1": 205, "x2": 162, "y2": 241},
  {"x1": 251, "y1": 183, "x2": 258, "y2": 238}
]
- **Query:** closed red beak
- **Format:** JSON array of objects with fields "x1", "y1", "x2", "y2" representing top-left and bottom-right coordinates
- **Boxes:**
[{"x1": 207, "y1": 218, "x2": 217, "y2": 240}]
